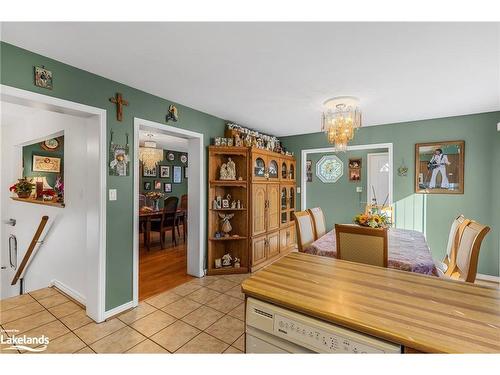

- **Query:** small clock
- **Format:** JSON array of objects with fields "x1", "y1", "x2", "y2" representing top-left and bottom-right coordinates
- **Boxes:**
[
  {"x1": 41, "y1": 138, "x2": 60, "y2": 151},
  {"x1": 180, "y1": 154, "x2": 188, "y2": 164},
  {"x1": 167, "y1": 152, "x2": 175, "y2": 161}
]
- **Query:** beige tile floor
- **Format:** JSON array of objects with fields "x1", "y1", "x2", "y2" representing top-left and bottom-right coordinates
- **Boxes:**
[{"x1": 0, "y1": 273, "x2": 249, "y2": 354}]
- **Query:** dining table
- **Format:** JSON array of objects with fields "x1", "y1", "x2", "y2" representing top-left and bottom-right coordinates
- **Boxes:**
[
  {"x1": 139, "y1": 208, "x2": 187, "y2": 251},
  {"x1": 303, "y1": 227, "x2": 439, "y2": 276}
]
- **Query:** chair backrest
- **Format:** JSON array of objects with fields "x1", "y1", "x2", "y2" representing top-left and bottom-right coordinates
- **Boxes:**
[
  {"x1": 162, "y1": 196, "x2": 179, "y2": 225},
  {"x1": 448, "y1": 221, "x2": 490, "y2": 282},
  {"x1": 180, "y1": 194, "x2": 188, "y2": 210},
  {"x1": 307, "y1": 207, "x2": 326, "y2": 240},
  {"x1": 335, "y1": 224, "x2": 388, "y2": 268},
  {"x1": 139, "y1": 194, "x2": 146, "y2": 209},
  {"x1": 443, "y1": 214, "x2": 470, "y2": 267},
  {"x1": 294, "y1": 211, "x2": 315, "y2": 252}
]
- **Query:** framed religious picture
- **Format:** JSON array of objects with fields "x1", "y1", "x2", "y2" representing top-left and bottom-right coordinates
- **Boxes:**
[
  {"x1": 160, "y1": 165, "x2": 170, "y2": 178},
  {"x1": 348, "y1": 158, "x2": 362, "y2": 182},
  {"x1": 154, "y1": 180, "x2": 162, "y2": 190},
  {"x1": 144, "y1": 181, "x2": 152, "y2": 191},
  {"x1": 173, "y1": 166, "x2": 182, "y2": 184},
  {"x1": 33, "y1": 155, "x2": 61, "y2": 173},
  {"x1": 34, "y1": 66, "x2": 53, "y2": 89},
  {"x1": 143, "y1": 165, "x2": 157, "y2": 177},
  {"x1": 306, "y1": 160, "x2": 313, "y2": 182},
  {"x1": 415, "y1": 140, "x2": 464, "y2": 194},
  {"x1": 164, "y1": 183, "x2": 172, "y2": 193}
]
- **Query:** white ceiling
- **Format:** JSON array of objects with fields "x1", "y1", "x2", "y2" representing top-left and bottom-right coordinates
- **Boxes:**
[
  {"x1": 2, "y1": 22, "x2": 499, "y2": 136},
  {"x1": 139, "y1": 130, "x2": 188, "y2": 152}
]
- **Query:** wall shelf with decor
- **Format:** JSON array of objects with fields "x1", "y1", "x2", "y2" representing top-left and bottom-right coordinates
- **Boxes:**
[
  {"x1": 11, "y1": 197, "x2": 65, "y2": 208},
  {"x1": 207, "y1": 146, "x2": 249, "y2": 275}
]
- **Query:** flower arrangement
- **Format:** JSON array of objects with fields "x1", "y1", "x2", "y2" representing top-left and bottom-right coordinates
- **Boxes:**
[
  {"x1": 9, "y1": 178, "x2": 34, "y2": 198},
  {"x1": 145, "y1": 192, "x2": 164, "y2": 201},
  {"x1": 42, "y1": 189, "x2": 57, "y2": 201},
  {"x1": 354, "y1": 213, "x2": 388, "y2": 229}
]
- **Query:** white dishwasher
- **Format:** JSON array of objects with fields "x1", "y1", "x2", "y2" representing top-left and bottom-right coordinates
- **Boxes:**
[{"x1": 246, "y1": 297, "x2": 401, "y2": 354}]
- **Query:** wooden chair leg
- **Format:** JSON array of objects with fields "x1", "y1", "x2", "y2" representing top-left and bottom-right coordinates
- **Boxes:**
[
  {"x1": 172, "y1": 225, "x2": 177, "y2": 246},
  {"x1": 160, "y1": 230, "x2": 165, "y2": 249}
]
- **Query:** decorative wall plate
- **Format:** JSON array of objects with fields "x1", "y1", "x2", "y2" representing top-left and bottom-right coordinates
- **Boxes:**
[
  {"x1": 316, "y1": 155, "x2": 343, "y2": 183},
  {"x1": 167, "y1": 152, "x2": 175, "y2": 161},
  {"x1": 41, "y1": 138, "x2": 60, "y2": 151},
  {"x1": 180, "y1": 154, "x2": 188, "y2": 164}
]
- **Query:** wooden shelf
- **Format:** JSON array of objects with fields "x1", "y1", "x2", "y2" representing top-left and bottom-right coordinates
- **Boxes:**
[
  {"x1": 11, "y1": 197, "x2": 65, "y2": 208},
  {"x1": 210, "y1": 208, "x2": 247, "y2": 211},
  {"x1": 210, "y1": 180, "x2": 247, "y2": 187},
  {"x1": 209, "y1": 236, "x2": 247, "y2": 241},
  {"x1": 209, "y1": 146, "x2": 249, "y2": 156},
  {"x1": 209, "y1": 266, "x2": 249, "y2": 275}
]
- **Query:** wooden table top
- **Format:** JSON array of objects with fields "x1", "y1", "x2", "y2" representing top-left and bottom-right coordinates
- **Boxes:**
[
  {"x1": 241, "y1": 252, "x2": 500, "y2": 353},
  {"x1": 139, "y1": 208, "x2": 185, "y2": 217}
]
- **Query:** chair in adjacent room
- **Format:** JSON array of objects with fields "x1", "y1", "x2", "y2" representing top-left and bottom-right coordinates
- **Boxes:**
[
  {"x1": 150, "y1": 196, "x2": 179, "y2": 249},
  {"x1": 443, "y1": 221, "x2": 490, "y2": 283},
  {"x1": 434, "y1": 214, "x2": 470, "y2": 276},
  {"x1": 335, "y1": 224, "x2": 388, "y2": 268},
  {"x1": 307, "y1": 207, "x2": 327, "y2": 240},
  {"x1": 294, "y1": 211, "x2": 315, "y2": 252},
  {"x1": 176, "y1": 194, "x2": 188, "y2": 242}
]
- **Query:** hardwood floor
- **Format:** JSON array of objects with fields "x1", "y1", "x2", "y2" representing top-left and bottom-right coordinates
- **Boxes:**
[{"x1": 139, "y1": 227, "x2": 193, "y2": 300}]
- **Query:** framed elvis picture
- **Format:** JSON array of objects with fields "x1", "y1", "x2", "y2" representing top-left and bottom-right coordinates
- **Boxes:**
[
  {"x1": 173, "y1": 166, "x2": 182, "y2": 184},
  {"x1": 415, "y1": 140, "x2": 464, "y2": 194}
]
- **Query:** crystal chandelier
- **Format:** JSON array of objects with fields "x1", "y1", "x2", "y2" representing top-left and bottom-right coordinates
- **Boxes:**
[
  {"x1": 321, "y1": 96, "x2": 362, "y2": 152},
  {"x1": 139, "y1": 134, "x2": 163, "y2": 170}
]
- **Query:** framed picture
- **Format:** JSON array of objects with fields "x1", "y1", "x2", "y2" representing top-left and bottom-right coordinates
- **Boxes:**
[
  {"x1": 184, "y1": 166, "x2": 188, "y2": 179},
  {"x1": 163, "y1": 183, "x2": 172, "y2": 193},
  {"x1": 143, "y1": 166, "x2": 157, "y2": 177},
  {"x1": 154, "y1": 180, "x2": 162, "y2": 190},
  {"x1": 33, "y1": 155, "x2": 61, "y2": 173},
  {"x1": 415, "y1": 140, "x2": 464, "y2": 194},
  {"x1": 160, "y1": 165, "x2": 170, "y2": 178},
  {"x1": 222, "y1": 199, "x2": 230, "y2": 208},
  {"x1": 34, "y1": 66, "x2": 53, "y2": 90},
  {"x1": 306, "y1": 160, "x2": 313, "y2": 182},
  {"x1": 173, "y1": 166, "x2": 182, "y2": 184},
  {"x1": 348, "y1": 158, "x2": 361, "y2": 182},
  {"x1": 144, "y1": 181, "x2": 152, "y2": 191}
]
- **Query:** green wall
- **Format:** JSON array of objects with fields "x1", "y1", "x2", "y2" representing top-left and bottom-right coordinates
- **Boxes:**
[
  {"x1": 0, "y1": 42, "x2": 226, "y2": 310},
  {"x1": 140, "y1": 150, "x2": 188, "y2": 205},
  {"x1": 282, "y1": 112, "x2": 500, "y2": 276},
  {"x1": 22, "y1": 138, "x2": 64, "y2": 188},
  {"x1": 306, "y1": 148, "x2": 388, "y2": 230}
]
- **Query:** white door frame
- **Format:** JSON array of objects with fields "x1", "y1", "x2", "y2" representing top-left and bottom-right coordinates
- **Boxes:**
[
  {"x1": 0, "y1": 85, "x2": 107, "y2": 322},
  {"x1": 133, "y1": 118, "x2": 206, "y2": 306},
  {"x1": 300, "y1": 143, "x2": 393, "y2": 210},
  {"x1": 366, "y1": 152, "x2": 391, "y2": 206}
]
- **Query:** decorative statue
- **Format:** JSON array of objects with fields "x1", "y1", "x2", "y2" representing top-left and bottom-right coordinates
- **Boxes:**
[
  {"x1": 220, "y1": 158, "x2": 236, "y2": 180},
  {"x1": 233, "y1": 257, "x2": 241, "y2": 268},
  {"x1": 218, "y1": 213, "x2": 234, "y2": 236},
  {"x1": 219, "y1": 163, "x2": 229, "y2": 180},
  {"x1": 222, "y1": 252, "x2": 233, "y2": 267}
]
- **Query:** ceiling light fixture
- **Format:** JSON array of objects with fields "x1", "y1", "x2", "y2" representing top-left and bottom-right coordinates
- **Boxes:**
[
  {"x1": 139, "y1": 133, "x2": 163, "y2": 170},
  {"x1": 321, "y1": 96, "x2": 362, "y2": 152}
]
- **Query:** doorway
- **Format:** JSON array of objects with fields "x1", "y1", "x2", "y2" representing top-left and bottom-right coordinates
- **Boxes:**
[
  {"x1": 133, "y1": 118, "x2": 205, "y2": 305},
  {"x1": 367, "y1": 152, "x2": 391, "y2": 206}
]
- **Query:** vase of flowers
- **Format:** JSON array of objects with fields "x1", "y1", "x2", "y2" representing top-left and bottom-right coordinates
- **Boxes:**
[
  {"x1": 145, "y1": 192, "x2": 164, "y2": 211},
  {"x1": 354, "y1": 212, "x2": 388, "y2": 229},
  {"x1": 9, "y1": 178, "x2": 34, "y2": 199}
]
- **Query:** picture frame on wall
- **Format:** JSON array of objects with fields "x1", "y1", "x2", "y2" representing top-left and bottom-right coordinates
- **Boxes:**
[
  {"x1": 306, "y1": 160, "x2": 312, "y2": 182},
  {"x1": 348, "y1": 158, "x2": 361, "y2": 182},
  {"x1": 32, "y1": 155, "x2": 61, "y2": 173},
  {"x1": 144, "y1": 181, "x2": 152, "y2": 191},
  {"x1": 415, "y1": 140, "x2": 465, "y2": 194},
  {"x1": 160, "y1": 165, "x2": 170, "y2": 178},
  {"x1": 173, "y1": 166, "x2": 182, "y2": 184},
  {"x1": 143, "y1": 165, "x2": 157, "y2": 177},
  {"x1": 164, "y1": 183, "x2": 172, "y2": 193},
  {"x1": 154, "y1": 180, "x2": 162, "y2": 190}
]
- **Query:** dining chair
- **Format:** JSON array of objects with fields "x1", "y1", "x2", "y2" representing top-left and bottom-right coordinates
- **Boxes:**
[
  {"x1": 434, "y1": 214, "x2": 470, "y2": 275},
  {"x1": 307, "y1": 207, "x2": 327, "y2": 240},
  {"x1": 294, "y1": 211, "x2": 315, "y2": 252},
  {"x1": 335, "y1": 224, "x2": 388, "y2": 268},
  {"x1": 443, "y1": 221, "x2": 490, "y2": 283},
  {"x1": 139, "y1": 194, "x2": 147, "y2": 209},
  {"x1": 176, "y1": 194, "x2": 188, "y2": 241},
  {"x1": 150, "y1": 196, "x2": 179, "y2": 248}
]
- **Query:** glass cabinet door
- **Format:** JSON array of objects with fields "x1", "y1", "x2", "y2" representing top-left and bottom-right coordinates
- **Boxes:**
[
  {"x1": 281, "y1": 187, "x2": 288, "y2": 224},
  {"x1": 268, "y1": 159, "x2": 278, "y2": 179},
  {"x1": 254, "y1": 157, "x2": 266, "y2": 179},
  {"x1": 281, "y1": 161, "x2": 288, "y2": 180},
  {"x1": 289, "y1": 162, "x2": 295, "y2": 180}
]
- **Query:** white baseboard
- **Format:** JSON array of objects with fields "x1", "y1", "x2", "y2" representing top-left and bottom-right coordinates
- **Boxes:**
[
  {"x1": 476, "y1": 273, "x2": 500, "y2": 283},
  {"x1": 103, "y1": 300, "x2": 136, "y2": 320},
  {"x1": 50, "y1": 280, "x2": 86, "y2": 305}
]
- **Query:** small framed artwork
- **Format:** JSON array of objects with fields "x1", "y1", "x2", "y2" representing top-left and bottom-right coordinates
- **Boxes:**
[
  {"x1": 348, "y1": 158, "x2": 361, "y2": 182},
  {"x1": 306, "y1": 160, "x2": 313, "y2": 182},
  {"x1": 144, "y1": 181, "x2": 152, "y2": 191},
  {"x1": 160, "y1": 165, "x2": 170, "y2": 178},
  {"x1": 184, "y1": 166, "x2": 188, "y2": 179},
  {"x1": 154, "y1": 180, "x2": 162, "y2": 190},
  {"x1": 173, "y1": 166, "x2": 182, "y2": 184},
  {"x1": 34, "y1": 66, "x2": 53, "y2": 90},
  {"x1": 33, "y1": 155, "x2": 61, "y2": 173},
  {"x1": 415, "y1": 140, "x2": 464, "y2": 194},
  {"x1": 222, "y1": 199, "x2": 230, "y2": 208},
  {"x1": 143, "y1": 166, "x2": 157, "y2": 177},
  {"x1": 164, "y1": 183, "x2": 172, "y2": 193},
  {"x1": 214, "y1": 137, "x2": 221, "y2": 146}
]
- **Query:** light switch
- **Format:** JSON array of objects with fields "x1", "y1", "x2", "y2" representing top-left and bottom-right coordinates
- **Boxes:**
[
  {"x1": 297, "y1": 187, "x2": 301, "y2": 194},
  {"x1": 109, "y1": 189, "x2": 117, "y2": 201},
  {"x1": 356, "y1": 186, "x2": 363, "y2": 193}
]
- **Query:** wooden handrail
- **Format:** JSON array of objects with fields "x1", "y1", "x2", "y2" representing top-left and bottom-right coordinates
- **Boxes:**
[{"x1": 11, "y1": 215, "x2": 49, "y2": 285}]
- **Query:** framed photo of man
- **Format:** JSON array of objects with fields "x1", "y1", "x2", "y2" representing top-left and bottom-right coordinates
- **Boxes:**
[{"x1": 415, "y1": 140, "x2": 464, "y2": 194}]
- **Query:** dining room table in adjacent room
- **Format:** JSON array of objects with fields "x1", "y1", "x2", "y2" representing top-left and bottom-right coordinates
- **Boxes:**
[{"x1": 303, "y1": 227, "x2": 439, "y2": 276}]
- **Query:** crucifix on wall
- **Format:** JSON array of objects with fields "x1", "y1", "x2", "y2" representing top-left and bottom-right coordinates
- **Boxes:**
[{"x1": 109, "y1": 92, "x2": 129, "y2": 122}]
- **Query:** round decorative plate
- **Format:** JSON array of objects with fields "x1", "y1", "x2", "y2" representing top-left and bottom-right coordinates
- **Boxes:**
[
  {"x1": 180, "y1": 154, "x2": 188, "y2": 164},
  {"x1": 167, "y1": 152, "x2": 175, "y2": 161},
  {"x1": 41, "y1": 138, "x2": 60, "y2": 151},
  {"x1": 316, "y1": 155, "x2": 343, "y2": 183}
]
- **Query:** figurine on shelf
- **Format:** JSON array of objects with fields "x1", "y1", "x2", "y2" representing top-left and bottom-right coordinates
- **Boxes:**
[
  {"x1": 234, "y1": 133, "x2": 243, "y2": 147},
  {"x1": 215, "y1": 258, "x2": 222, "y2": 269},
  {"x1": 234, "y1": 257, "x2": 241, "y2": 268},
  {"x1": 237, "y1": 200, "x2": 241, "y2": 209},
  {"x1": 231, "y1": 201, "x2": 237, "y2": 209},
  {"x1": 219, "y1": 157, "x2": 237, "y2": 180},
  {"x1": 222, "y1": 252, "x2": 233, "y2": 267},
  {"x1": 219, "y1": 213, "x2": 234, "y2": 236}
]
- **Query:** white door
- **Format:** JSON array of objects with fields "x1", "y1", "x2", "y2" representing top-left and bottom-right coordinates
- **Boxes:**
[{"x1": 367, "y1": 153, "x2": 391, "y2": 206}]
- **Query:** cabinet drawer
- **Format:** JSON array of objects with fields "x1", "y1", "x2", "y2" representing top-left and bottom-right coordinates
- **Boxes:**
[
  {"x1": 251, "y1": 235, "x2": 267, "y2": 266},
  {"x1": 267, "y1": 231, "x2": 280, "y2": 259}
]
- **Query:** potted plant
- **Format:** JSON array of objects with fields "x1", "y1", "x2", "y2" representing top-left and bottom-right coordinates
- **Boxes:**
[{"x1": 9, "y1": 178, "x2": 34, "y2": 199}]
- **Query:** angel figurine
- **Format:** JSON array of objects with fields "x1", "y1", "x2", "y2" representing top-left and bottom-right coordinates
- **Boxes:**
[
  {"x1": 222, "y1": 253, "x2": 233, "y2": 267},
  {"x1": 218, "y1": 213, "x2": 234, "y2": 236}
]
